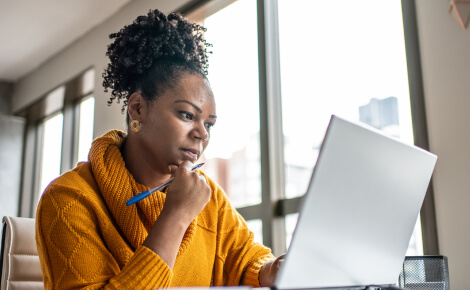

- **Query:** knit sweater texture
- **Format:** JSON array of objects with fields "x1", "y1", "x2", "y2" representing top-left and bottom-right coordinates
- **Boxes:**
[{"x1": 36, "y1": 130, "x2": 274, "y2": 289}]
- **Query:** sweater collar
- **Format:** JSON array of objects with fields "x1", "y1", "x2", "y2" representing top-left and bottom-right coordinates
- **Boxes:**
[{"x1": 89, "y1": 130, "x2": 197, "y2": 254}]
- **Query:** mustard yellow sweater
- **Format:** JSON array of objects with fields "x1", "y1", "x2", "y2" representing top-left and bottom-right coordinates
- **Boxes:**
[{"x1": 36, "y1": 130, "x2": 274, "y2": 289}]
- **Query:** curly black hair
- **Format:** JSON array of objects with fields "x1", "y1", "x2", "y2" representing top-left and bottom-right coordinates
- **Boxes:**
[{"x1": 102, "y1": 9, "x2": 211, "y2": 114}]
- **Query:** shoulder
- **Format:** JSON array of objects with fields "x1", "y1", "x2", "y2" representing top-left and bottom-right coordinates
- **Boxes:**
[
  {"x1": 40, "y1": 162, "x2": 97, "y2": 201},
  {"x1": 36, "y1": 162, "x2": 104, "y2": 226},
  {"x1": 48, "y1": 161, "x2": 94, "y2": 187}
]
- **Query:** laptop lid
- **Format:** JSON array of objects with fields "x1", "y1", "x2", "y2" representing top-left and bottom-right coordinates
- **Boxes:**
[{"x1": 275, "y1": 115, "x2": 437, "y2": 290}]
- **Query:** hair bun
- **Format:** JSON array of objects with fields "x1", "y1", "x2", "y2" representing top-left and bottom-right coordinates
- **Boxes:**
[{"x1": 103, "y1": 9, "x2": 210, "y2": 111}]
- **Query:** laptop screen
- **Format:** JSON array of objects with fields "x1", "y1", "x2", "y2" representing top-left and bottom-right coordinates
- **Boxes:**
[{"x1": 275, "y1": 115, "x2": 437, "y2": 289}]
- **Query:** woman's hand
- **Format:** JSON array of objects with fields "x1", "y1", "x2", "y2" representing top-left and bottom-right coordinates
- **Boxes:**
[
  {"x1": 143, "y1": 160, "x2": 210, "y2": 269},
  {"x1": 259, "y1": 254, "x2": 286, "y2": 287},
  {"x1": 164, "y1": 160, "x2": 211, "y2": 224}
]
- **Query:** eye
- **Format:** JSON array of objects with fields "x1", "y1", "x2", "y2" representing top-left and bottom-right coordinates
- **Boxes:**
[
  {"x1": 179, "y1": 111, "x2": 194, "y2": 120},
  {"x1": 205, "y1": 122, "x2": 215, "y2": 131}
]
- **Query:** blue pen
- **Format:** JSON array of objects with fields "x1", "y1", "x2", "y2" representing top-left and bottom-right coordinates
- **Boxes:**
[{"x1": 126, "y1": 163, "x2": 205, "y2": 206}]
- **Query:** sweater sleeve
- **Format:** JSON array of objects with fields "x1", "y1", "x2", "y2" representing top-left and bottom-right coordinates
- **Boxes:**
[
  {"x1": 214, "y1": 184, "x2": 275, "y2": 287},
  {"x1": 35, "y1": 185, "x2": 173, "y2": 289}
]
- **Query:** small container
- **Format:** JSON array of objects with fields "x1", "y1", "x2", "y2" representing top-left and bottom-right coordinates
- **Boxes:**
[{"x1": 398, "y1": 255, "x2": 450, "y2": 290}]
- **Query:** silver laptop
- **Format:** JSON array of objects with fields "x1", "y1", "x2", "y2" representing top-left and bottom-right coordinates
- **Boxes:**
[{"x1": 275, "y1": 115, "x2": 437, "y2": 290}]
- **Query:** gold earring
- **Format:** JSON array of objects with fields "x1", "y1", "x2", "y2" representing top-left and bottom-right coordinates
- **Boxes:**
[{"x1": 130, "y1": 120, "x2": 141, "y2": 133}]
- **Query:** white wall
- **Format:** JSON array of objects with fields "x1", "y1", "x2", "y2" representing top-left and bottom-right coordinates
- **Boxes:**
[
  {"x1": 12, "y1": 0, "x2": 191, "y2": 138},
  {"x1": 415, "y1": 0, "x2": 470, "y2": 288}
]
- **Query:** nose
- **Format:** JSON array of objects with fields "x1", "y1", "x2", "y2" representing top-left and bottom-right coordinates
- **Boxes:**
[{"x1": 192, "y1": 121, "x2": 209, "y2": 143}]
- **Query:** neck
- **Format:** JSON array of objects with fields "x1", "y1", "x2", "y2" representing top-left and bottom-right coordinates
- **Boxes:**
[{"x1": 122, "y1": 133, "x2": 171, "y2": 189}]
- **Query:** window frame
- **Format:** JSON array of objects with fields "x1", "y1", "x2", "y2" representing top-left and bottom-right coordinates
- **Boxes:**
[{"x1": 401, "y1": 0, "x2": 439, "y2": 255}]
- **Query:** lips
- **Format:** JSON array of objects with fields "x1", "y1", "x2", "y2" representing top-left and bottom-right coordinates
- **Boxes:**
[{"x1": 181, "y1": 148, "x2": 199, "y2": 161}]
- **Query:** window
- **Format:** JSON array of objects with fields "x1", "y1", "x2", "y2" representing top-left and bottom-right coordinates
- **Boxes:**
[
  {"x1": 246, "y1": 219, "x2": 263, "y2": 244},
  {"x1": 278, "y1": 0, "x2": 422, "y2": 255},
  {"x1": 77, "y1": 96, "x2": 95, "y2": 163},
  {"x1": 38, "y1": 112, "x2": 64, "y2": 197},
  {"x1": 19, "y1": 68, "x2": 95, "y2": 217},
  {"x1": 196, "y1": 0, "x2": 262, "y2": 209},
  {"x1": 278, "y1": 0, "x2": 413, "y2": 197},
  {"x1": 186, "y1": 0, "x2": 435, "y2": 256},
  {"x1": 285, "y1": 213, "x2": 298, "y2": 249}
]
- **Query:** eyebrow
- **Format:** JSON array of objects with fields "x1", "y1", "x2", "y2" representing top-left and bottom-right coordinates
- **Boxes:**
[{"x1": 174, "y1": 100, "x2": 217, "y2": 119}]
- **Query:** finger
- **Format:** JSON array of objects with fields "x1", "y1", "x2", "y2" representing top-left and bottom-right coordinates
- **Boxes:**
[
  {"x1": 273, "y1": 254, "x2": 285, "y2": 267},
  {"x1": 174, "y1": 160, "x2": 194, "y2": 176}
]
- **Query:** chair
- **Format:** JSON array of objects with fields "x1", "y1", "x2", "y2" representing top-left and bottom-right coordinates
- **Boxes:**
[{"x1": 0, "y1": 216, "x2": 44, "y2": 289}]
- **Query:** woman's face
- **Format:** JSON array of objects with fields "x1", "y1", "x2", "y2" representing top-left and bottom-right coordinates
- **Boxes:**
[{"x1": 133, "y1": 73, "x2": 216, "y2": 174}]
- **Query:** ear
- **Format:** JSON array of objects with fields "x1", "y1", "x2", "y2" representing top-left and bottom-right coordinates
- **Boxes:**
[{"x1": 127, "y1": 92, "x2": 145, "y2": 122}]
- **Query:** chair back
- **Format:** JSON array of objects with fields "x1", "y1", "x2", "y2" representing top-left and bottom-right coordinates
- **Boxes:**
[{"x1": 0, "y1": 216, "x2": 44, "y2": 290}]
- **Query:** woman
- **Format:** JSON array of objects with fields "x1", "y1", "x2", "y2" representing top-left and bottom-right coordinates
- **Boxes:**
[{"x1": 36, "y1": 9, "x2": 283, "y2": 289}]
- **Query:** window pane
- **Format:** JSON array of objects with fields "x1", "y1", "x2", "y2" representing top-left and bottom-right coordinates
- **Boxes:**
[
  {"x1": 406, "y1": 215, "x2": 424, "y2": 256},
  {"x1": 279, "y1": 0, "x2": 422, "y2": 255},
  {"x1": 201, "y1": 0, "x2": 261, "y2": 208},
  {"x1": 285, "y1": 213, "x2": 299, "y2": 249},
  {"x1": 39, "y1": 113, "x2": 63, "y2": 197},
  {"x1": 246, "y1": 219, "x2": 263, "y2": 245},
  {"x1": 77, "y1": 96, "x2": 95, "y2": 162}
]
